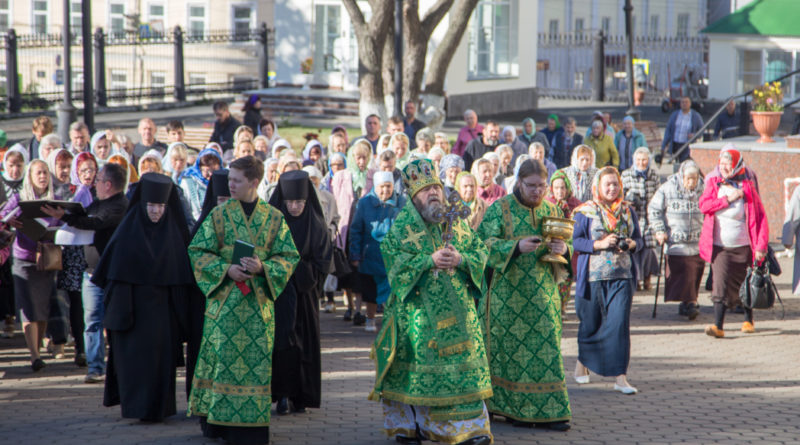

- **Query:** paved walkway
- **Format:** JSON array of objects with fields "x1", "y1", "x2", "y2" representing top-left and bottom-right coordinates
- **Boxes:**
[{"x1": 2, "y1": 255, "x2": 799, "y2": 444}]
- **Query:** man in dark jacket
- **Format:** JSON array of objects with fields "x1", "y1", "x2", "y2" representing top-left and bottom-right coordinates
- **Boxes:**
[
  {"x1": 714, "y1": 100, "x2": 740, "y2": 140},
  {"x1": 42, "y1": 164, "x2": 129, "y2": 384},
  {"x1": 209, "y1": 101, "x2": 242, "y2": 152},
  {"x1": 463, "y1": 120, "x2": 500, "y2": 172}
]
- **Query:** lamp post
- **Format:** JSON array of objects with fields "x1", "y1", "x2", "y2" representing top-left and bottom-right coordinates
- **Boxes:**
[
  {"x1": 624, "y1": 0, "x2": 640, "y2": 120},
  {"x1": 57, "y1": 0, "x2": 77, "y2": 143},
  {"x1": 393, "y1": 0, "x2": 403, "y2": 117},
  {"x1": 82, "y1": 0, "x2": 94, "y2": 133}
]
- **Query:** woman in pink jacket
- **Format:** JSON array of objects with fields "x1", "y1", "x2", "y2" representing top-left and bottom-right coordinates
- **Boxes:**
[{"x1": 698, "y1": 146, "x2": 768, "y2": 338}]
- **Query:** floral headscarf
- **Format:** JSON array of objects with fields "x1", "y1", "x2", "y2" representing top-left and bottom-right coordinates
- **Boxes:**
[
  {"x1": 178, "y1": 147, "x2": 222, "y2": 187},
  {"x1": 719, "y1": 143, "x2": 745, "y2": 181},
  {"x1": 439, "y1": 154, "x2": 464, "y2": 186},
  {"x1": 545, "y1": 169, "x2": 581, "y2": 218},
  {"x1": 575, "y1": 166, "x2": 632, "y2": 234}
]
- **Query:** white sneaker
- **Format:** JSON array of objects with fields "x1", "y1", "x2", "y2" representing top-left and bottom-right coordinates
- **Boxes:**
[
  {"x1": 574, "y1": 374, "x2": 590, "y2": 384},
  {"x1": 365, "y1": 319, "x2": 377, "y2": 333},
  {"x1": 613, "y1": 383, "x2": 638, "y2": 395},
  {"x1": 324, "y1": 302, "x2": 335, "y2": 313}
]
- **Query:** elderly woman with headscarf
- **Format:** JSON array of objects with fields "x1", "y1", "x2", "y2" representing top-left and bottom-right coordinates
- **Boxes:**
[
  {"x1": 501, "y1": 125, "x2": 517, "y2": 146},
  {"x1": 302, "y1": 139, "x2": 329, "y2": 175},
  {"x1": 540, "y1": 114, "x2": 565, "y2": 162},
  {"x1": 573, "y1": 167, "x2": 644, "y2": 394},
  {"x1": 90, "y1": 132, "x2": 113, "y2": 168},
  {"x1": 621, "y1": 147, "x2": 661, "y2": 291},
  {"x1": 512, "y1": 117, "x2": 551, "y2": 162},
  {"x1": 456, "y1": 171, "x2": 487, "y2": 230},
  {"x1": 495, "y1": 144, "x2": 514, "y2": 181},
  {"x1": 179, "y1": 148, "x2": 223, "y2": 220},
  {"x1": 503, "y1": 154, "x2": 530, "y2": 192},
  {"x1": 699, "y1": 146, "x2": 768, "y2": 338},
  {"x1": 614, "y1": 116, "x2": 647, "y2": 172},
  {"x1": 348, "y1": 171, "x2": 405, "y2": 332},
  {"x1": 269, "y1": 170, "x2": 332, "y2": 415},
  {"x1": 438, "y1": 153, "x2": 464, "y2": 198},
  {"x1": 648, "y1": 160, "x2": 705, "y2": 319},
  {"x1": 271, "y1": 138, "x2": 292, "y2": 159},
  {"x1": 560, "y1": 145, "x2": 599, "y2": 203},
  {"x1": 138, "y1": 150, "x2": 164, "y2": 175},
  {"x1": 546, "y1": 169, "x2": 583, "y2": 315},
  {"x1": 586, "y1": 117, "x2": 619, "y2": 168},
  {"x1": 427, "y1": 146, "x2": 445, "y2": 173}
]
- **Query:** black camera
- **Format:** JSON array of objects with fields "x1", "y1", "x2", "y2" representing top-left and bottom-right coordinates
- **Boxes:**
[{"x1": 616, "y1": 237, "x2": 630, "y2": 252}]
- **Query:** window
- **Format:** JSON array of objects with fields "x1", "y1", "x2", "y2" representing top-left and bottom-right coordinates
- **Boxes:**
[
  {"x1": 232, "y1": 4, "x2": 254, "y2": 38},
  {"x1": 0, "y1": 0, "x2": 10, "y2": 33},
  {"x1": 188, "y1": 73, "x2": 207, "y2": 92},
  {"x1": 314, "y1": 4, "x2": 342, "y2": 71},
  {"x1": 110, "y1": 69, "x2": 127, "y2": 99},
  {"x1": 548, "y1": 19, "x2": 558, "y2": 36},
  {"x1": 677, "y1": 13, "x2": 689, "y2": 37},
  {"x1": 150, "y1": 71, "x2": 166, "y2": 97},
  {"x1": 601, "y1": 17, "x2": 610, "y2": 36},
  {"x1": 467, "y1": 0, "x2": 519, "y2": 80},
  {"x1": 147, "y1": 2, "x2": 166, "y2": 36},
  {"x1": 109, "y1": 2, "x2": 126, "y2": 38},
  {"x1": 649, "y1": 15, "x2": 659, "y2": 38},
  {"x1": 188, "y1": 4, "x2": 207, "y2": 38},
  {"x1": 737, "y1": 49, "x2": 798, "y2": 99},
  {"x1": 72, "y1": 70, "x2": 83, "y2": 96},
  {"x1": 574, "y1": 71, "x2": 584, "y2": 89},
  {"x1": 574, "y1": 18, "x2": 584, "y2": 35},
  {"x1": 70, "y1": 1, "x2": 82, "y2": 37},
  {"x1": 33, "y1": 0, "x2": 48, "y2": 35}
]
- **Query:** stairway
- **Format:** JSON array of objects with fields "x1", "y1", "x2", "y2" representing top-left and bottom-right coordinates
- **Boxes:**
[{"x1": 232, "y1": 87, "x2": 359, "y2": 119}]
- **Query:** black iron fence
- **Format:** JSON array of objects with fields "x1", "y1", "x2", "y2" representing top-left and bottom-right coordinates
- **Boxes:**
[{"x1": 1, "y1": 23, "x2": 273, "y2": 113}]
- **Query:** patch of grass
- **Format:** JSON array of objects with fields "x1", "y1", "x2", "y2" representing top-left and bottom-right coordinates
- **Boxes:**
[{"x1": 277, "y1": 125, "x2": 362, "y2": 153}]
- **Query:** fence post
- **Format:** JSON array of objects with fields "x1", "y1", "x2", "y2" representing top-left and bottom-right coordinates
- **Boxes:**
[
  {"x1": 174, "y1": 26, "x2": 186, "y2": 102},
  {"x1": 592, "y1": 30, "x2": 605, "y2": 102},
  {"x1": 5, "y1": 29, "x2": 21, "y2": 113},
  {"x1": 94, "y1": 28, "x2": 107, "y2": 107},
  {"x1": 258, "y1": 23, "x2": 269, "y2": 89}
]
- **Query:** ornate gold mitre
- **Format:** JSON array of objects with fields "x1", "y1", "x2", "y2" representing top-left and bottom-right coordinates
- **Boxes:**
[{"x1": 401, "y1": 158, "x2": 442, "y2": 198}]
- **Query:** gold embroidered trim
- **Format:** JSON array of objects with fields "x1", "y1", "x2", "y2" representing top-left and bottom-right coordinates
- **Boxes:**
[
  {"x1": 193, "y1": 378, "x2": 272, "y2": 396},
  {"x1": 438, "y1": 340, "x2": 473, "y2": 357},
  {"x1": 428, "y1": 339, "x2": 438, "y2": 350},
  {"x1": 383, "y1": 428, "x2": 418, "y2": 439},
  {"x1": 424, "y1": 428, "x2": 493, "y2": 444},
  {"x1": 489, "y1": 408, "x2": 571, "y2": 423},
  {"x1": 490, "y1": 376, "x2": 567, "y2": 394},
  {"x1": 380, "y1": 388, "x2": 493, "y2": 408},
  {"x1": 436, "y1": 316, "x2": 458, "y2": 330},
  {"x1": 388, "y1": 359, "x2": 487, "y2": 374},
  {"x1": 427, "y1": 408, "x2": 485, "y2": 422}
]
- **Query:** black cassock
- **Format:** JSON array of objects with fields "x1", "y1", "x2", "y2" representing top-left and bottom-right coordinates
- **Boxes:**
[
  {"x1": 269, "y1": 170, "x2": 333, "y2": 410},
  {"x1": 92, "y1": 174, "x2": 194, "y2": 421}
]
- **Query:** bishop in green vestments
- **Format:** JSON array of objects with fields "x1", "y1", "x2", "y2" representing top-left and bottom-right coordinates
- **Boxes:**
[
  {"x1": 476, "y1": 159, "x2": 572, "y2": 430},
  {"x1": 370, "y1": 159, "x2": 493, "y2": 445},
  {"x1": 187, "y1": 156, "x2": 300, "y2": 445}
]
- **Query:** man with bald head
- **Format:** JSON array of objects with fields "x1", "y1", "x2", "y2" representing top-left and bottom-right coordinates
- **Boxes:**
[{"x1": 133, "y1": 118, "x2": 168, "y2": 165}]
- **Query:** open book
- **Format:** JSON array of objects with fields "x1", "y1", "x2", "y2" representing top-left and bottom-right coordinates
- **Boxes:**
[{"x1": 18, "y1": 200, "x2": 86, "y2": 219}]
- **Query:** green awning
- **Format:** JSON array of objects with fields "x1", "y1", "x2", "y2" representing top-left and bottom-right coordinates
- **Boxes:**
[{"x1": 703, "y1": 0, "x2": 800, "y2": 37}]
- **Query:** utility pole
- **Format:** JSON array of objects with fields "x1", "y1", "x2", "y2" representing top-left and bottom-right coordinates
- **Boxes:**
[
  {"x1": 393, "y1": 0, "x2": 403, "y2": 117},
  {"x1": 624, "y1": 0, "x2": 640, "y2": 120},
  {"x1": 57, "y1": 0, "x2": 77, "y2": 142}
]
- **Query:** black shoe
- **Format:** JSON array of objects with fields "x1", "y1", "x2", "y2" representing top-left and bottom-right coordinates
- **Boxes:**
[
  {"x1": 74, "y1": 353, "x2": 87, "y2": 367},
  {"x1": 395, "y1": 436, "x2": 420, "y2": 445},
  {"x1": 31, "y1": 358, "x2": 46, "y2": 372},
  {"x1": 276, "y1": 397, "x2": 289, "y2": 415},
  {"x1": 511, "y1": 419, "x2": 534, "y2": 428},
  {"x1": 353, "y1": 312, "x2": 366, "y2": 326},
  {"x1": 678, "y1": 302, "x2": 688, "y2": 316},
  {"x1": 535, "y1": 421, "x2": 571, "y2": 431},
  {"x1": 343, "y1": 308, "x2": 353, "y2": 321},
  {"x1": 686, "y1": 303, "x2": 700, "y2": 320},
  {"x1": 292, "y1": 404, "x2": 308, "y2": 414},
  {"x1": 457, "y1": 435, "x2": 492, "y2": 445}
]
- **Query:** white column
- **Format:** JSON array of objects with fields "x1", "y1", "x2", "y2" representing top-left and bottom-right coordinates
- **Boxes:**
[{"x1": 666, "y1": 0, "x2": 674, "y2": 37}]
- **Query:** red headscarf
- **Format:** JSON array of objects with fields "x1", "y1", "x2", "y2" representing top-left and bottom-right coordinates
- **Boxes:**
[{"x1": 719, "y1": 144, "x2": 745, "y2": 179}]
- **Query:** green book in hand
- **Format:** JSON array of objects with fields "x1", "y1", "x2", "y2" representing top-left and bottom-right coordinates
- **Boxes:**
[{"x1": 232, "y1": 240, "x2": 255, "y2": 266}]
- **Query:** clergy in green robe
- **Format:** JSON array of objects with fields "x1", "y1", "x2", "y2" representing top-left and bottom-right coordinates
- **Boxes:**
[
  {"x1": 187, "y1": 156, "x2": 300, "y2": 445},
  {"x1": 370, "y1": 159, "x2": 493, "y2": 445},
  {"x1": 476, "y1": 159, "x2": 572, "y2": 431}
]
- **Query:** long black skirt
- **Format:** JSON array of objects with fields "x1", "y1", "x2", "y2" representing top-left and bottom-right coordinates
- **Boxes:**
[
  {"x1": 200, "y1": 416, "x2": 269, "y2": 445},
  {"x1": 103, "y1": 283, "x2": 178, "y2": 421}
]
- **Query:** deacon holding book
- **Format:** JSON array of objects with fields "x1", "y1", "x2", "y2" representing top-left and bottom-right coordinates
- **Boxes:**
[
  {"x1": 370, "y1": 159, "x2": 493, "y2": 445},
  {"x1": 187, "y1": 156, "x2": 300, "y2": 445},
  {"x1": 268, "y1": 170, "x2": 332, "y2": 415}
]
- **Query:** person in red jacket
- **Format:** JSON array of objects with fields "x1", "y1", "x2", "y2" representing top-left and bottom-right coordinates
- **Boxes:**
[{"x1": 698, "y1": 145, "x2": 768, "y2": 338}]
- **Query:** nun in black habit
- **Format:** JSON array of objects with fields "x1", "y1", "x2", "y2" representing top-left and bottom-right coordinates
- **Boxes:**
[
  {"x1": 93, "y1": 173, "x2": 195, "y2": 421},
  {"x1": 268, "y1": 170, "x2": 333, "y2": 414},
  {"x1": 185, "y1": 169, "x2": 229, "y2": 399}
]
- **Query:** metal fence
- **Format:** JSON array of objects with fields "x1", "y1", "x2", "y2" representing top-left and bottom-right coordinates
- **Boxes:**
[
  {"x1": 536, "y1": 32, "x2": 708, "y2": 103},
  {"x1": 1, "y1": 24, "x2": 274, "y2": 113}
]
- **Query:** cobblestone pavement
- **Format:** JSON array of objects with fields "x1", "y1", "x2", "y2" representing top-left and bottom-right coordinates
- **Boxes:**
[{"x1": 2, "y1": 256, "x2": 799, "y2": 444}]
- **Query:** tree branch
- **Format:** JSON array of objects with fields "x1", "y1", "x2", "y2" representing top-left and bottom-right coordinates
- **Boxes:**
[
  {"x1": 423, "y1": 0, "x2": 480, "y2": 95},
  {"x1": 421, "y1": 0, "x2": 454, "y2": 37},
  {"x1": 342, "y1": 0, "x2": 366, "y2": 36}
]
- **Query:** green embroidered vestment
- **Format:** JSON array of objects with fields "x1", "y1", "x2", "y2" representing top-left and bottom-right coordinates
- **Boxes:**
[
  {"x1": 476, "y1": 194, "x2": 572, "y2": 423},
  {"x1": 187, "y1": 199, "x2": 299, "y2": 427},
  {"x1": 370, "y1": 200, "x2": 492, "y2": 422}
]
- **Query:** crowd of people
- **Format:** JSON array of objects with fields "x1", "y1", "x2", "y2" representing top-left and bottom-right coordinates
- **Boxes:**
[{"x1": 0, "y1": 94, "x2": 782, "y2": 445}]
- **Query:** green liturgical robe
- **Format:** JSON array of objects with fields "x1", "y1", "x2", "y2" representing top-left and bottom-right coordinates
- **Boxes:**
[
  {"x1": 370, "y1": 200, "x2": 492, "y2": 422},
  {"x1": 187, "y1": 199, "x2": 299, "y2": 427},
  {"x1": 476, "y1": 194, "x2": 572, "y2": 423}
]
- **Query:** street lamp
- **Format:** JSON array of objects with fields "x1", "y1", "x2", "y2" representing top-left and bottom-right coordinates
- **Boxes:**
[
  {"x1": 624, "y1": 0, "x2": 640, "y2": 120},
  {"x1": 56, "y1": 0, "x2": 76, "y2": 142}
]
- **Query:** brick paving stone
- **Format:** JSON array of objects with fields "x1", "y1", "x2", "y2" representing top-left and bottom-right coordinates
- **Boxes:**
[{"x1": 2, "y1": 255, "x2": 800, "y2": 444}]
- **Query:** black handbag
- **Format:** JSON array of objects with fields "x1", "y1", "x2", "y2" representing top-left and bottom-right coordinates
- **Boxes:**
[
  {"x1": 332, "y1": 245, "x2": 352, "y2": 278},
  {"x1": 739, "y1": 262, "x2": 783, "y2": 315}
]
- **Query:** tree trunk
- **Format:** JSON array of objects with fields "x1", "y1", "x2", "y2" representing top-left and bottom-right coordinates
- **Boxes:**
[
  {"x1": 382, "y1": 19, "x2": 397, "y2": 118},
  {"x1": 423, "y1": 0, "x2": 480, "y2": 96}
]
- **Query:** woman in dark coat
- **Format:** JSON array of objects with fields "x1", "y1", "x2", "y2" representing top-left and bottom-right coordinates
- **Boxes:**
[
  {"x1": 243, "y1": 94, "x2": 263, "y2": 135},
  {"x1": 93, "y1": 173, "x2": 195, "y2": 421},
  {"x1": 268, "y1": 170, "x2": 333, "y2": 415}
]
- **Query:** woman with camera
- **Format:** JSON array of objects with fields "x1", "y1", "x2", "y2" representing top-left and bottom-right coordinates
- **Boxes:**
[
  {"x1": 699, "y1": 146, "x2": 768, "y2": 338},
  {"x1": 572, "y1": 167, "x2": 643, "y2": 394}
]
